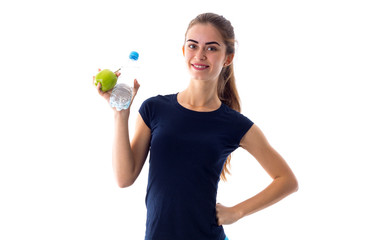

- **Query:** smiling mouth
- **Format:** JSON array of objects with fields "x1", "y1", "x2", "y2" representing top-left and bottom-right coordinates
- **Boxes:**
[{"x1": 192, "y1": 64, "x2": 209, "y2": 70}]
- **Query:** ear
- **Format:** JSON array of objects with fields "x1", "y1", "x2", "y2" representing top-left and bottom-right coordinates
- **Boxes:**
[
  {"x1": 224, "y1": 54, "x2": 234, "y2": 67},
  {"x1": 182, "y1": 46, "x2": 185, "y2": 56}
]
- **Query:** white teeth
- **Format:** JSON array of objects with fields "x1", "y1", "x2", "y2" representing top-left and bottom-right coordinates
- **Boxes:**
[{"x1": 193, "y1": 65, "x2": 207, "y2": 68}]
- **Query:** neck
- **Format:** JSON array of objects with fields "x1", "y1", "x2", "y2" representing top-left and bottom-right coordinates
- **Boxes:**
[{"x1": 178, "y1": 79, "x2": 221, "y2": 111}]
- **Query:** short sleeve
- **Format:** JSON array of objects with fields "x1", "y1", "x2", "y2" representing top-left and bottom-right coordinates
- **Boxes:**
[
  {"x1": 234, "y1": 112, "x2": 254, "y2": 144},
  {"x1": 138, "y1": 97, "x2": 153, "y2": 129}
]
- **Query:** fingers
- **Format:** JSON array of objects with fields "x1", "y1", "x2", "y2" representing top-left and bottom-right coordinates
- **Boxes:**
[
  {"x1": 96, "y1": 82, "x2": 103, "y2": 95},
  {"x1": 215, "y1": 203, "x2": 222, "y2": 225},
  {"x1": 133, "y1": 79, "x2": 140, "y2": 93},
  {"x1": 94, "y1": 78, "x2": 103, "y2": 97},
  {"x1": 94, "y1": 69, "x2": 139, "y2": 107},
  {"x1": 93, "y1": 68, "x2": 101, "y2": 85},
  {"x1": 134, "y1": 79, "x2": 140, "y2": 89},
  {"x1": 217, "y1": 216, "x2": 222, "y2": 226},
  {"x1": 126, "y1": 79, "x2": 140, "y2": 109},
  {"x1": 131, "y1": 79, "x2": 140, "y2": 99}
]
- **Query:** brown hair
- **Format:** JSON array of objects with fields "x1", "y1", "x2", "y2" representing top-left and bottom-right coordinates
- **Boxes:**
[{"x1": 186, "y1": 13, "x2": 241, "y2": 181}]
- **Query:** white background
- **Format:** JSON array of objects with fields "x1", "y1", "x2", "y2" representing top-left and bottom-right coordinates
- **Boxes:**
[{"x1": 1, "y1": 0, "x2": 387, "y2": 239}]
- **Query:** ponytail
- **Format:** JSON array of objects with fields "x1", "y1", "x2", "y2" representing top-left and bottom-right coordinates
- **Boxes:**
[
  {"x1": 218, "y1": 63, "x2": 241, "y2": 181},
  {"x1": 218, "y1": 63, "x2": 240, "y2": 112}
]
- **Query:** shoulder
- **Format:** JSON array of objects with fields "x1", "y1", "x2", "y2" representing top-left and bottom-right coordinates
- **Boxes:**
[
  {"x1": 139, "y1": 93, "x2": 177, "y2": 115},
  {"x1": 139, "y1": 93, "x2": 176, "y2": 128},
  {"x1": 142, "y1": 93, "x2": 175, "y2": 105},
  {"x1": 220, "y1": 104, "x2": 254, "y2": 142},
  {"x1": 140, "y1": 93, "x2": 176, "y2": 110},
  {"x1": 222, "y1": 104, "x2": 253, "y2": 124}
]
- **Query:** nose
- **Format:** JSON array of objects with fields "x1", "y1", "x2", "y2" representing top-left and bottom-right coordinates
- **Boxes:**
[{"x1": 195, "y1": 48, "x2": 206, "y2": 60}]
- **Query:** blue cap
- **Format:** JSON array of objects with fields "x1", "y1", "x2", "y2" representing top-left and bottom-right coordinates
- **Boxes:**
[{"x1": 129, "y1": 51, "x2": 139, "y2": 61}]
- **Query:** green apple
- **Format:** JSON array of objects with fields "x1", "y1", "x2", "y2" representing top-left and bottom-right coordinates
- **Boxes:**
[{"x1": 94, "y1": 69, "x2": 118, "y2": 92}]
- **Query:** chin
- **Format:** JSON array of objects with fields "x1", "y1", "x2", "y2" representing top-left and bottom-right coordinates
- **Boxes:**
[{"x1": 191, "y1": 77, "x2": 216, "y2": 82}]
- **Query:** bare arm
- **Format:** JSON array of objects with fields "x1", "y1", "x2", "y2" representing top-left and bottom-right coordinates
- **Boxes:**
[
  {"x1": 112, "y1": 111, "x2": 150, "y2": 188},
  {"x1": 94, "y1": 72, "x2": 151, "y2": 188},
  {"x1": 216, "y1": 124, "x2": 298, "y2": 225}
]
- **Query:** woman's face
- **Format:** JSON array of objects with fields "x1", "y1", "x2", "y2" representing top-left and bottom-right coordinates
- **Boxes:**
[{"x1": 183, "y1": 23, "x2": 232, "y2": 82}]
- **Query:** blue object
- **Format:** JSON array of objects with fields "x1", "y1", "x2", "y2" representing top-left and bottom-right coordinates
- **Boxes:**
[
  {"x1": 129, "y1": 51, "x2": 139, "y2": 61},
  {"x1": 139, "y1": 94, "x2": 253, "y2": 239}
]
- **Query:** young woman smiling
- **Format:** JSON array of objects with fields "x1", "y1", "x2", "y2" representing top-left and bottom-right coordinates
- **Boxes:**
[{"x1": 95, "y1": 12, "x2": 298, "y2": 240}]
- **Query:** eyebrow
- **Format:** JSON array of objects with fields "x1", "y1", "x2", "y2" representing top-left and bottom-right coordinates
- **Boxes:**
[{"x1": 187, "y1": 39, "x2": 221, "y2": 46}]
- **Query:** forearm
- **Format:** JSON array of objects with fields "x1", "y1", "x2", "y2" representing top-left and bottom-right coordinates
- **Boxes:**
[
  {"x1": 234, "y1": 175, "x2": 298, "y2": 219},
  {"x1": 112, "y1": 111, "x2": 136, "y2": 187}
]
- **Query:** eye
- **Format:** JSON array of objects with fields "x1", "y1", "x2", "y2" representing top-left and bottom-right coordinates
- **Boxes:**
[
  {"x1": 207, "y1": 46, "x2": 218, "y2": 51},
  {"x1": 188, "y1": 44, "x2": 197, "y2": 49}
]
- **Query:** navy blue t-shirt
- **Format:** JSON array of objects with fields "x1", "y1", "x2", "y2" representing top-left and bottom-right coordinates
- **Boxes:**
[{"x1": 139, "y1": 93, "x2": 253, "y2": 240}]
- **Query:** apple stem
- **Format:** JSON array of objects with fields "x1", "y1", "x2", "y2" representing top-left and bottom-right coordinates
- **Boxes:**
[{"x1": 114, "y1": 68, "x2": 121, "y2": 74}]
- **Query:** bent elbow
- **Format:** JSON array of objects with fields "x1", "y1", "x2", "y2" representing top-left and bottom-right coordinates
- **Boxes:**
[
  {"x1": 289, "y1": 176, "x2": 299, "y2": 193},
  {"x1": 118, "y1": 182, "x2": 131, "y2": 188},
  {"x1": 116, "y1": 178, "x2": 135, "y2": 188}
]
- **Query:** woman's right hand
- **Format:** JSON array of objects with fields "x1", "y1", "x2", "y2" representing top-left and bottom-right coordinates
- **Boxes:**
[
  {"x1": 93, "y1": 69, "x2": 120, "y2": 103},
  {"x1": 93, "y1": 69, "x2": 140, "y2": 112}
]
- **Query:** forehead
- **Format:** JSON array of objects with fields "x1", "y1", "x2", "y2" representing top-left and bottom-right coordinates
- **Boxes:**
[{"x1": 186, "y1": 23, "x2": 224, "y2": 44}]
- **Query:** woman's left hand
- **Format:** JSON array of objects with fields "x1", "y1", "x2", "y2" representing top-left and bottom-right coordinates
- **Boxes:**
[{"x1": 216, "y1": 203, "x2": 241, "y2": 226}]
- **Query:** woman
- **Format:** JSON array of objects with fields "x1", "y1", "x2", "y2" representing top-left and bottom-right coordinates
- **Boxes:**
[{"x1": 95, "y1": 12, "x2": 298, "y2": 240}]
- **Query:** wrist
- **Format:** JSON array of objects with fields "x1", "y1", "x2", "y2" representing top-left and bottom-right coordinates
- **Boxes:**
[
  {"x1": 113, "y1": 109, "x2": 130, "y2": 121},
  {"x1": 232, "y1": 204, "x2": 245, "y2": 221}
]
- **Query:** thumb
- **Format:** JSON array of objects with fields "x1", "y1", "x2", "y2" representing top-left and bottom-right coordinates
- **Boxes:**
[{"x1": 133, "y1": 79, "x2": 140, "y2": 94}]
